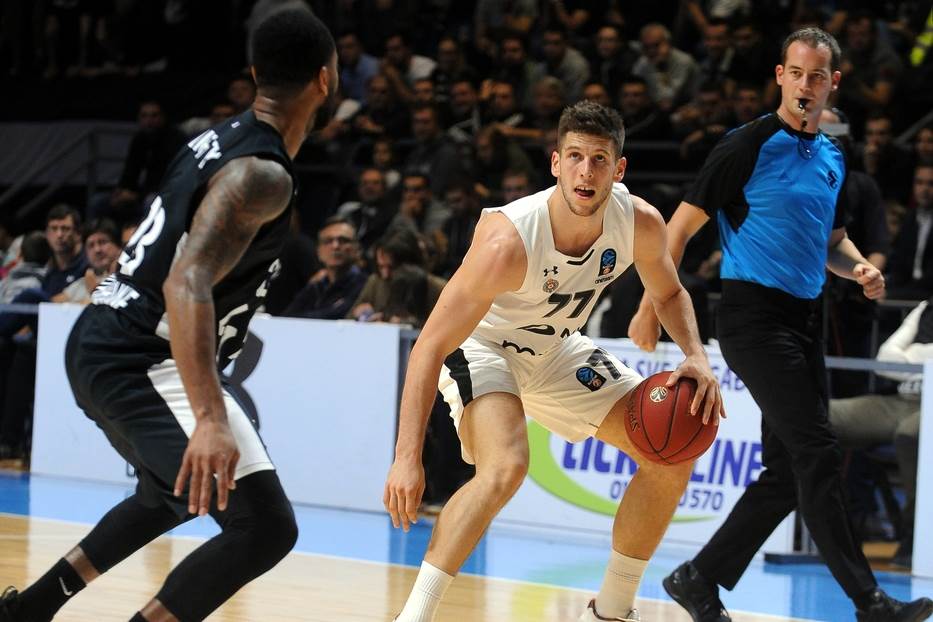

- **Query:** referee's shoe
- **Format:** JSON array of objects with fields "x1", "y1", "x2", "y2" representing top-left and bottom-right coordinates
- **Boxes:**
[
  {"x1": 663, "y1": 562, "x2": 731, "y2": 622},
  {"x1": 856, "y1": 589, "x2": 933, "y2": 622}
]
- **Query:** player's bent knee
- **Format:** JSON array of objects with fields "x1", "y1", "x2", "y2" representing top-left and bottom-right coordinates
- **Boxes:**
[{"x1": 478, "y1": 459, "x2": 528, "y2": 501}]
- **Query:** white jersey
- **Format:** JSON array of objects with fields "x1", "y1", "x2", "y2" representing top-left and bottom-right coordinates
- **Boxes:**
[{"x1": 473, "y1": 183, "x2": 635, "y2": 357}]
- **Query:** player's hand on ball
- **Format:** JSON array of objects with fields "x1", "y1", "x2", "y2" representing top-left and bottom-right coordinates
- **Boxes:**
[
  {"x1": 854, "y1": 263, "x2": 885, "y2": 300},
  {"x1": 174, "y1": 417, "x2": 239, "y2": 516},
  {"x1": 667, "y1": 354, "x2": 726, "y2": 426},
  {"x1": 628, "y1": 306, "x2": 661, "y2": 352},
  {"x1": 384, "y1": 458, "x2": 425, "y2": 532}
]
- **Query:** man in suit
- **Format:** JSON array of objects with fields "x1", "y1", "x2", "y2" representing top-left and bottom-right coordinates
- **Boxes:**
[{"x1": 886, "y1": 165, "x2": 933, "y2": 300}]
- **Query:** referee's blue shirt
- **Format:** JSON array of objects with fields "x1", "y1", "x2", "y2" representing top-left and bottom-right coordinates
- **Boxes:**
[{"x1": 685, "y1": 113, "x2": 846, "y2": 300}]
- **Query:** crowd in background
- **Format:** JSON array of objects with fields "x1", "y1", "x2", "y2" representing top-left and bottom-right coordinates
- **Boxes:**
[{"x1": 1, "y1": 0, "x2": 933, "y2": 554}]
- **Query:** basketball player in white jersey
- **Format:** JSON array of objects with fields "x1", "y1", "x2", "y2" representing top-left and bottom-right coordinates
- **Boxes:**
[{"x1": 385, "y1": 100, "x2": 726, "y2": 622}]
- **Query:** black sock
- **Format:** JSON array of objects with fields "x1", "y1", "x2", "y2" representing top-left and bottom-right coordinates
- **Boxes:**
[
  {"x1": 129, "y1": 613, "x2": 147, "y2": 622},
  {"x1": 18, "y1": 558, "x2": 86, "y2": 621}
]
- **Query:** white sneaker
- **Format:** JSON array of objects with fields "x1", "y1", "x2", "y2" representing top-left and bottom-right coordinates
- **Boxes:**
[{"x1": 578, "y1": 599, "x2": 641, "y2": 621}]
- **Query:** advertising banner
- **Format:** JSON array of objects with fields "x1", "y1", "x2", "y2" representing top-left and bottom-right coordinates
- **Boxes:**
[{"x1": 497, "y1": 339, "x2": 795, "y2": 553}]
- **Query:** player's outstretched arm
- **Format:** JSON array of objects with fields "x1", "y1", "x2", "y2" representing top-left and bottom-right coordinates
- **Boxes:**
[
  {"x1": 384, "y1": 212, "x2": 526, "y2": 531},
  {"x1": 164, "y1": 156, "x2": 293, "y2": 516},
  {"x1": 631, "y1": 197, "x2": 723, "y2": 424},
  {"x1": 628, "y1": 200, "x2": 708, "y2": 351}
]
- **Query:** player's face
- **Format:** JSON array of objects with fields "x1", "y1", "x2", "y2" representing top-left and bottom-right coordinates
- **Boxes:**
[
  {"x1": 85, "y1": 232, "x2": 120, "y2": 273},
  {"x1": 551, "y1": 132, "x2": 625, "y2": 218},
  {"x1": 775, "y1": 41, "x2": 840, "y2": 121}
]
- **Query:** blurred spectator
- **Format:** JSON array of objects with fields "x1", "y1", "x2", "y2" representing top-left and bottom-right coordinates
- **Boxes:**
[
  {"x1": 351, "y1": 74, "x2": 411, "y2": 141},
  {"x1": 404, "y1": 104, "x2": 465, "y2": 198},
  {"x1": 473, "y1": 126, "x2": 536, "y2": 205},
  {"x1": 338, "y1": 31, "x2": 379, "y2": 104},
  {"x1": 632, "y1": 23, "x2": 699, "y2": 111},
  {"x1": 483, "y1": 81, "x2": 526, "y2": 128},
  {"x1": 545, "y1": 0, "x2": 608, "y2": 42},
  {"x1": 97, "y1": 100, "x2": 186, "y2": 225},
  {"x1": 502, "y1": 169, "x2": 535, "y2": 204},
  {"x1": 383, "y1": 264, "x2": 433, "y2": 327},
  {"x1": 283, "y1": 216, "x2": 368, "y2": 320},
  {"x1": 696, "y1": 18, "x2": 735, "y2": 90},
  {"x1": 412, "y1": 77, "x2": 437, "y2": 105},
  {"x1": 830, "y1": 296, "x2": 931, "y2": 569},
  {"x1": 725, "y1": 18, "x2": 779, "y2": 106},
  {"x1": 474, "y1": 0, "x2": 538, "y2": 60},
  {"x1": 447, "y1": 79, "x2": 483, "y2": 144},
  {"x1": 226, "y1": 74, "x2": 257, "y2": 113},
  {"x1": 0, "y1": 233, "x2": 49, "y2": 304},
  {"x1": 499, "y1": 76, "x2": 565, "y2": 145},
  {"x1": 371, "y1": 137, "x2": 401, "y2": 190},
  {"x1": 337, "y1": 168, "x2": 397, "y2": 250},
  {"x1": 674, "y1": 81, "x2": 731, "y2": 166},
  {"x1": 392, "y1": 172, "x2": 451, "y2": 235},
  {"x1": 857, "y1": 112, "x2": 915, "y2": 204},
  {"x1": 382, "y1": 30, "x2": 436, "y2": 103},
  {"x1": 180, "y1": 101, "x2": 237, "y2": 137},
  {"x1": 431, "y1": 36, "x2": 476, "y2": 106},
  {"x1": 42, "y1": 204, "x2": 87, "y2": 296},
  {"x1": 590, "y1": 24, "x2": 638, "y2": 104},
  {"x1": 52, "y1": 218, "x2": 120, "y2": 304},
  {"x1": 436, "y1": 180, "x2": 483, "y2": 277},
  {"x1": 582, "y1": 81, "x2": 612, "y2": 108},
  {"x1": 538, "y1": 24, "x2": 591, "y2": 102},
  {"x1": 838, "y1": 10, "x2": 903, "y2": 137},
  {"x1": 915, "y1": 122, "x2": 933, "y2": 167},
  {"x1": 886, "y1": 164, "x2": 933, "y2": 300},
  {"x1": 348, "y1": 227, "x2": 446, "y2": 321},
  {"x1": 490, "y1": 31, "x2": 546, "y2": 111},
  {"x1": 617, "y1": 76, "x2": 671, "y2": 140},
  {"x1": 731, "y1": 82, "x2": 765, "y2": 127}
]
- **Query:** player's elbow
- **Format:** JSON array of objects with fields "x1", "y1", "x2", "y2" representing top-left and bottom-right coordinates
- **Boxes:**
[{"x1": 163, "y1": 264, "x2": 213, "y2": 306}]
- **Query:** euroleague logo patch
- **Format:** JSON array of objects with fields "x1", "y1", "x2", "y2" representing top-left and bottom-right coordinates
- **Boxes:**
[
  {"x1": 649, "y1": 386, "x2": 669, "y2": 402},
  {"x1": 576, "y1": 366, "x2": 606, "y2": 391},
  {"x1": 599, "y1": 249, "x2": 617, "y2": 276}
]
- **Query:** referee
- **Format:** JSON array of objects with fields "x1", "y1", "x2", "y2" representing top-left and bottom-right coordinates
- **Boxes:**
[{"x1": 628, "y1": 28, "x2": 933, "y2": 622}]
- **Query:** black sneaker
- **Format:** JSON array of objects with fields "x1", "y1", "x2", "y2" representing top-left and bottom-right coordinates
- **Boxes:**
[
  {"x1": 0, "y1": 587, "x2": 21, "y2": 621},
  {"x1": 856, "y1": 589, "x2": 933, "y2": 622},
  {"x1": 662, "y1": 562, "x2": 731, "y2": 622}
]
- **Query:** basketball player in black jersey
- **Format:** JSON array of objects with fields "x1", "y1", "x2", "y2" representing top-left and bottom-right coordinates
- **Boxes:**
[{"x1": 0, "y1": 10, "x2": 336, "y2": 622}]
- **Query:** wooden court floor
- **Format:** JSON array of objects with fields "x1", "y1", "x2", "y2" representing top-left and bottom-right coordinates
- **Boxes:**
[{"x1": 0, "y1": 514, "x2": 809, "y2": 621}]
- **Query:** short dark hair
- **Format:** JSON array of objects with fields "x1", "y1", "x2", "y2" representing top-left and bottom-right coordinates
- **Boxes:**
[
  {"x1": 83, "y1": 218, "x2": 120, "y2": 245},
  {"x1": 375, "y1": 227, "x2": 425, "y2": 267},
  {"x1": 621, "y1": 75, "x2": 649, "y2": 89},
  {"x1": 557, "y1": 100, "x2": 625, "y2": 157},
  {"x1": 21, "y1": 231, "x2": 51, "y2": 265},
  {"x1": 251, "y1": 9, "x2": 335, "y2": 93},
  {"x1": 46, "y1": 204, "x2": 81, "y2": 228},
  {"x1": 781, "y1": 27, "x2": 841, "y2": 71},
  {"x1": 318, "y1": 215, "x2": 357, "y2": 238}
]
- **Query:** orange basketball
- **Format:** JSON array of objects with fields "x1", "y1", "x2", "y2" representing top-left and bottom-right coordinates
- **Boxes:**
[{"x1": 625, "y1": 371, "x2": 717, "y2": 465}]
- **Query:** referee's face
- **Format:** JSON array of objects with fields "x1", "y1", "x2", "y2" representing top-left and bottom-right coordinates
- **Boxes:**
[
  {"x1": 776, "y1": 41, "x2": 840, "y2": 124},
  {"x1": 552, "y1": 132, "x2": 625, "y2": 218}
]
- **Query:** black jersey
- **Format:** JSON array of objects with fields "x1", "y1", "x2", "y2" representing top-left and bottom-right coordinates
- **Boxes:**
[{"x1": 91, "y1": 110, "x2": 295, "y2": 367}]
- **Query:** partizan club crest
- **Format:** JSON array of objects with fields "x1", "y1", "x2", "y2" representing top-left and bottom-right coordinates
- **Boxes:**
[{"x1": 543, "y1": 278, "x2": 559, "y2": 293}]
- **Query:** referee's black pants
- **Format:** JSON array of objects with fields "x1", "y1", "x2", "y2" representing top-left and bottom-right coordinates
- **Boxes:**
[{"x1": 693, "y1": 280, "x2": 877, "y2": 600}]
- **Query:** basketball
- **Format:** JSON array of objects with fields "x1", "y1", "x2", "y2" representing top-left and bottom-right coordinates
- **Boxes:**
[{"x1": 625, "y1": 371, "x2": 717, "y2": 465}]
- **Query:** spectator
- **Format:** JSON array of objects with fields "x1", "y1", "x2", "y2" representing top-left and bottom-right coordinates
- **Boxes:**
[
  {"x1": 696, "y1": 18, "x2": 735, "y2": 90},
  {"x1": 392, "y1": 172, "x2": 451, "y2": 235},
  {"x1": 226, "y1": 74, "x2": 256, "y2": 113},
  {"x1": 42, "y1": 204, "x2": 87, "y2": 296},
  {"x1": 0, "y1": 233, "x2": 50, "y2": 304},
  {"x1": 337, "y1": 168, "x2": 397, "y2": 250},
  {"x1": 491, "y1": 31, "x2": 546, "y2": 111},
  {"x1": 473, "y1": 0, "x2": 537, "y2": 60},
  {"x1": 351, "y1": 74, "x2": 411, "y2": 141},
  {"x1": 590, "y1": 24, "x2": 638, "y2": 105},
  {"x1": 412, "y1": 77, "x2": 437, "y2": 105},
  {"x1": 915, "y1": 122, "x2": 933, "y2": 167},
  {"x1": 283, "y1": 216, "x2": 368, "y2": 321},
  {"x1": 885, "y1": 164, "x2": 933, "y2": 300},
  {"x1": 53, "y1": 219, "x2": 121, "y2": 305},
  {"x1": 538, "y1": 24, "x2": 591, "y2": 103},
  {"x1": 731, "y1": 82, "x2": 765, "y2": 127},
  {"x1": 430, "y1": 36, "x2": 476, "y2": 106},
  {"x1": 858, "y1": 112, "x2": 916, "y2": 204},
  {"x1": 545, "y1": 0, "x2": 607, "y2": 42},
  {"x1": 581, "y1": 81, "x2": 612, "y2": 108},
  {"x1": 830, "y1": 296, "x2": 931, "y2": 569},
  {"x1": 838, "y1": 10, "x2": 903, "y2": 137},
  {"x1": 382, "y1": 30, "x2": 436, "y2": 103},
  {"x1": 632, "y1": 23, "x2": 700, "y2": 111},
  {"x1": 483, "y1": 81, "x2": 525, "y2": 128},
  {"x1": 436, "y1": 180, "x2": 483, "y2": 277},
  {"x1": 501, "y1": 168, "x2": 535, "y2": 204},
  {"x1": 674, "y1": 81, "x2": 731, "y2": 166},
  {"x1": 498, "y1": 76, "x2": 565, "y2": 145},
  {"x1": 725, "y1": 18, "x2": 779, "y2": 106},
  {"x1": 383, "y1": 264, "x2": 432, "y2": 327},
  {"x1": 404, "y1": 104, "x2": 465, "y2": 198},
  {"x1": 473, "y1": 126, "x2": 536, "y2": 205},
  {"x1": 338, "y1": 31, "x2": 379, "y2": 104},
  {"x1": 371, "y1": 137, "x2": 401, "y2": 190},
  {"x1": 446, "y1": 79, "x2": 483, "y2": 144},
  {"x1": 617, "y1": 76, "x2": 671, "y2": 140},
  {"x1": 348, "y1": 227, "x2": 446, "y2": 321}
]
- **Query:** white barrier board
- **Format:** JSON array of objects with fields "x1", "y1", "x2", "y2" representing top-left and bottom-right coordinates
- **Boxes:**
[
  {"x1": 915, "y1": 361, "x2": 933, "y2": 578},
  {"x1": 496, "y1": 339, "x2": 795, "y2": 553},
  {"x1": 32, "y1": 304, "x2": 399, "y2": 513}
]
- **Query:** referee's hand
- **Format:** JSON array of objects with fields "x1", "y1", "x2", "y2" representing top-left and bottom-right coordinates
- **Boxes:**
[
  {"x1": 174, "y1": 418, "x2": 240, "y2": 516},
  {"x1": 854, "y1": 263, "x2": 885, "y2": 300}
]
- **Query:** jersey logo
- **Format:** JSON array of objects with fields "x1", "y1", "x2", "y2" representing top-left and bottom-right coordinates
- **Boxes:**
[
  {"x1": 576, "y1": 366, "x2": 606, "y2": 391},
  {"x1": 542, "y1": 277, "x2": 559, "y2": 293},
  {"x1": 502, "y1": 340, "x2": 536, "y2": 356},
  {"x1": 599, "y1": 249, "x2": 617, "y2": 276},
  {"x1": 518, "y1": 324, "x2": 556, "y2": 335},
  {"x1": 827, "y1": 169, "x2": 839, "y2": 189},
  {"x1": 91, "y1": 275, "x2": 140, "y2": 309},
  {"x1": 188, "y1": 129, "x2": 222, "y2": 170},
  {"x1": 543, "y1": 266, "x2": 559, "y2": 277}
]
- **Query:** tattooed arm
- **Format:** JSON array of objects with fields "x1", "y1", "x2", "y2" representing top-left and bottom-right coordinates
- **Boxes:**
[{"x1": 164, "y1": 156, "x2": 292, "y2": 516}]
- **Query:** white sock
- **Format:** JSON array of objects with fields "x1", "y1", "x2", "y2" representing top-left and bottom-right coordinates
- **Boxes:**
[
  {"x1": 396, "y1": 561, "x2": 455, "y2": 622},
  {"x1": 594, "y1": 551, "x2": 648, "y2": 619}
]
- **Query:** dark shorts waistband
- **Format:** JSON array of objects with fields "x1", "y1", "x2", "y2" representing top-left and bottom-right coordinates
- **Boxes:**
[{"x1": 720, "y1": 279, "x2": 821, "y2": 314}]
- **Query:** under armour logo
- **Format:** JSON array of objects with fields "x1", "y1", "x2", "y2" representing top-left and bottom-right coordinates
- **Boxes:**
[{"x1": 543, "y1": 266, "x2": 559, "y2": 277}]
